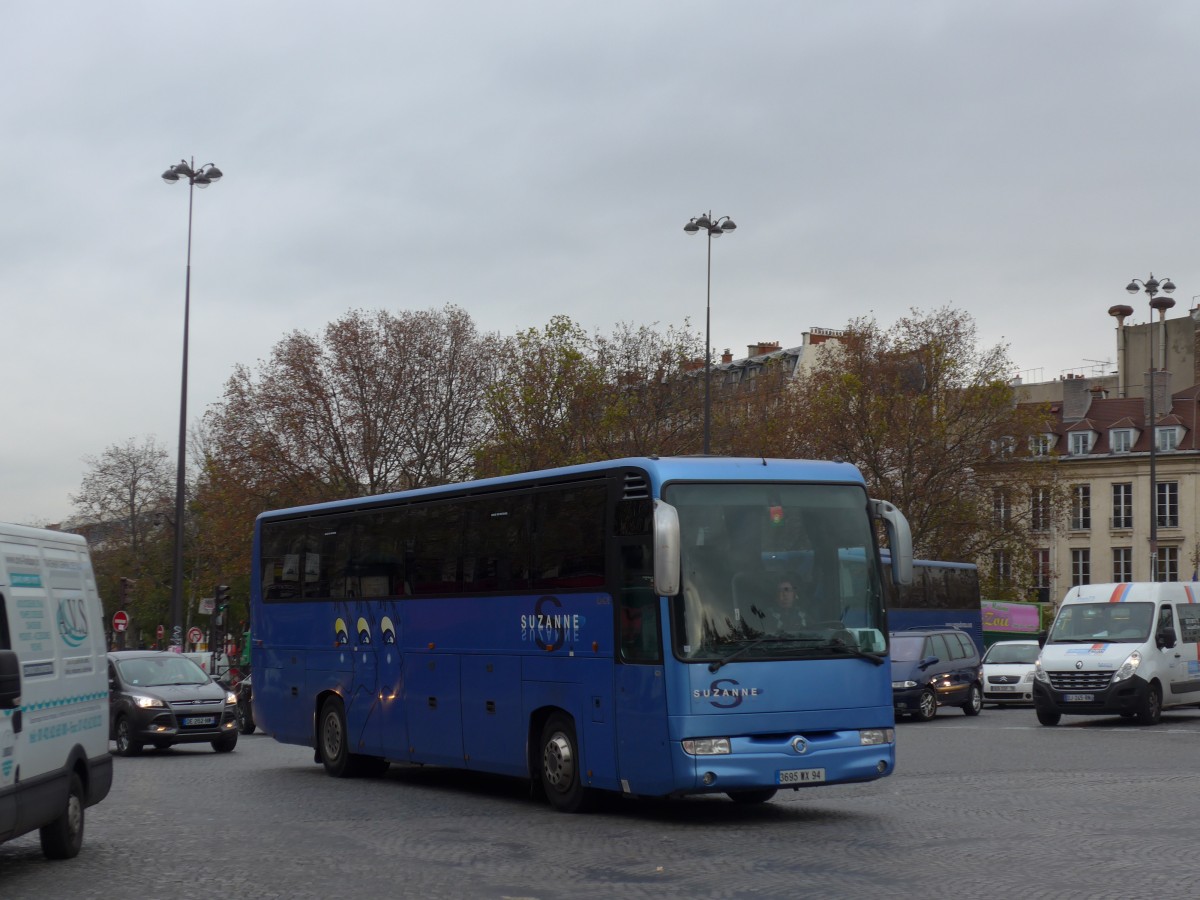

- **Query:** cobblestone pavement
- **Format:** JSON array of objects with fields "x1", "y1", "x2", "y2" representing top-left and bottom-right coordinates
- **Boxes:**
[{"x1": 3, "y1": 706, "x2": 1199, "y2": 899}]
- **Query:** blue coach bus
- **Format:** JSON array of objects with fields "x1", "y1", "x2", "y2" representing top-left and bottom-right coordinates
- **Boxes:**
[
  {"x1": 882, "y1": 555, "x2": 983, "y2": 653},
  {"x1": 250, "y1": 456, "x2": 913, "y2": 811}
]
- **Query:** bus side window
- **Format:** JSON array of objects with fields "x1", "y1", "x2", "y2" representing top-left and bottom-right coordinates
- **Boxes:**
[{"x1": 619, "y1": 588, "x2": 660, "y2": 663}]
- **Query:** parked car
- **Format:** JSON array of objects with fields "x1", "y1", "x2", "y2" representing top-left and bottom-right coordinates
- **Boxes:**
[
  {"x1": 107, "y1": 650, "x2": 239, "y2": 755},
  {"x1": 980, "y1": 639, "x2": 1039, "y2": 706},
  {"x1": 890, "y1": 628, "x2": 983, "y2": 721}
]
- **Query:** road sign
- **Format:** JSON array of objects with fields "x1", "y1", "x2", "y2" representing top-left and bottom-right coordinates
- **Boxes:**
[
  {"x1": 156, "y1": 624, "x2": 165, "y2": 639},
  {"x1": 112, "y1": 610, "x2": 129, "y2": 632},
  {"x1": 187, "y1": 626, "x2": 204, "y2": 645}
]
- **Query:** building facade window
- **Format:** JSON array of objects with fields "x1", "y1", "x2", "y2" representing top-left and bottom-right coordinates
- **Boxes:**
[
  {"x1": 1156, "y1": 481, "x2": 1179, "y2": 528},
  {"x1": 1069, "y1": 432, "x2": 1092, "y2": 455},
  {"x1": 1155, "y1": 546, "x2": 1179, "y2": 582},
  {"x1": 993, "y1": 549, "x2": 1011, "y2": 583},
  {"x1": 1112, "y1": 547, "x2": 1132, "y2": 583},
  {"x1": 1110, "y1": 429, "x2": 1133, "y2": 453},
  {"x1": 1070, "y1": 484, "x2": 1091, "y2": 531},
  {"x1": 1031, "y1": 487, "x2": 1051, "y2": 533},
  {"x1": 1111, "y1": 482, "x2": 1133, "y2": 529},
  {"x1": 993, "y1": 489, "x2": 1010, "y2": 526},
  {"x1": 1071, "y1": 548, "x2": 1090, "y2": 587},
  {"x1": 1030, "y1": 434, "x2": 1054, "y2": 457},
  {"x1": 1033, "y1": 549, "x2": 1051, "y2": 603}
]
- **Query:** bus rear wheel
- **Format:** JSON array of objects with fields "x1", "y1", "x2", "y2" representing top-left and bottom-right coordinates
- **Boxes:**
[{"x1": 540, "y1": 714, "x2": 594, "y2": 813}]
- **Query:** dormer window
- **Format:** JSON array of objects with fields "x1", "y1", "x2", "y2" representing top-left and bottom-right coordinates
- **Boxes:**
[
  {"x1": 1110, "y1": 429, "x2": 1133, "y2": 453},
  {"x1": 1069, "y1": 432, "x2": 1093, "y2": 455},
  {"x1": 1029, "y1": 434, "x2": 1055, "y2": 457},
  {"x1": 1156, "y1": 426, "x2": 1180, "y2": 452}
]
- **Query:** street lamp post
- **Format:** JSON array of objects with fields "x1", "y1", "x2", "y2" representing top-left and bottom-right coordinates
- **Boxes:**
[
  {"x1": 683, "y1": 212, "x2": 737, "y2": 455},
  {"x1": 1125, "y1": 273, "x2": 1176, "y2": 581},
  {"x1": 161, "y1": 158, "x2": 223, "y2": 649}
]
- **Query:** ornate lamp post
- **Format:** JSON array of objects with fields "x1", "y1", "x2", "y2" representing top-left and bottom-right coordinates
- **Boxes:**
[
  {"x1": 1125, "y1": 274, "x2": 1176, "y2": 581},
  {"x1": 161, "y1": 158, "x2": 223, "y2": 648},
  {"x1": 683, "y1": 212, "x2": 737, "y2": 455}
]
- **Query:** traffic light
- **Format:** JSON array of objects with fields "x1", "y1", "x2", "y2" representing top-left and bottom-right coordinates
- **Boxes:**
[{"x1": 214, "y1": 584, "x2": 230, "y2": 626}]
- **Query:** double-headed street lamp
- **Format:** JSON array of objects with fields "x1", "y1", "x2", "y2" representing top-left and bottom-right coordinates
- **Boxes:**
[
  {"x1": 683, "y1": 212, "x2": 737, "y2": 455},
  {"x1": 161, "y1": 158, "x2": 223, "y2": 649},
  {"x1": 1124, "y1": 273, "x2": 1176, "y2": 582}
]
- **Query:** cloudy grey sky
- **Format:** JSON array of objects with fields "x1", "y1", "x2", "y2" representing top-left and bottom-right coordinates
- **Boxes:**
[{"x1": 3, "y1": 1, "x2": 1197, "y2": 525}]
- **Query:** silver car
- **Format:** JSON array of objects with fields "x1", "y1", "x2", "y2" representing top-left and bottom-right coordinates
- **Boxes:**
[{"x1": 981, "y1": 639, "x2": 1039, "y2": 706}]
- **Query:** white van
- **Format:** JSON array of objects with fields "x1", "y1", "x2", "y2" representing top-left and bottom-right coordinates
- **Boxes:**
[
  {"x1": 1033, "y1": 582, "x2": 1200, "y2": 726},
  {"x1": 0, "y1": 523, "x2": 112, "y2": 857}
]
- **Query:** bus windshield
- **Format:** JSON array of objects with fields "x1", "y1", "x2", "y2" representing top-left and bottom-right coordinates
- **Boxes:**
[
  {"x1": 1047, "y1": 602, "x2": 1154, "y2": 644},
  {"x1": 666, "y1": 481, "x2": 887, "y2": 662}
]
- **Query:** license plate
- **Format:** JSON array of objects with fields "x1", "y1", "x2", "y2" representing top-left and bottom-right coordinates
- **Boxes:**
[
  {"x1": 1063, "y1": 694, "x2": 1094, "y2": 703},
  {"x1": 778, "y1": 768, "x2": 825, "y2": 785},
  {"x1": 182, "y1": 716, "x2": 216, "y2": 726},
  {"x1": 993, "y1": 685, "x2": 1016, "y2": 692}
]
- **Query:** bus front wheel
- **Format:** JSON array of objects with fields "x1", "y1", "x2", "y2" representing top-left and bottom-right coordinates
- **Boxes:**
[{"x1": 540, "y1": 714, "x2": 594, "y2": 813}]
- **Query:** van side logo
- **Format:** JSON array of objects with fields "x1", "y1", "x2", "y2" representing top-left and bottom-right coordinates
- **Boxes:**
[{"x1": 57, "y1": 596, "x2": 89, "y2": 648}]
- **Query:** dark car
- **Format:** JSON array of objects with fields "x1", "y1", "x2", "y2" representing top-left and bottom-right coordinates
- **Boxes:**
[
  {"x1": 889, "y1": 628, "x2": 983, "y2": 721},
  {"x1": 107, "y1": 650, "x2": 239, "y2": 755},
  {"x1": 235, "y1": 674, "x2": 255, "y2": 735}
]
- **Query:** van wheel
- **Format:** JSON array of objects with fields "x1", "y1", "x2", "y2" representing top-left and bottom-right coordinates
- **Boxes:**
[
  {"x1": 540, "y1": 713, "x2": 595, "y2": 812},
  {"x1": 915, "y1": 689, "x2": 938, "y2": 721},
  {"x1": 961, "y1": 684, "x2": 982, "y2": 716},
  {"x1": 39, "y1": 772, "x2": 84, "y2": 859},
  {"x1": 114, "y1": 716, "x2": 142, "y2": 756},
  {"x1": 1036, "y1": 709, "x2": 1061, "y2": 726},
  {"x1": 1136, "y1": 683, "x2": 1162, "y2": 725}
]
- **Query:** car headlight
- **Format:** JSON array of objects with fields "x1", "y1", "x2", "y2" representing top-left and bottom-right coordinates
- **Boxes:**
[
  {"x1": 1022, "y1": 670, "x2": 1035, "y2": 683},
  {"x1": 225, "y1": 691, "x2": 238, "y2": 705},
  {"x1": 1113, "y1": 650, "x2": 1141, "y2": 683},
  {"x1": 859, "y1": 729, "x2": 894, "y2": 746},
  {"x1": 682, "y1": 737, "x2": 730, "y2": 755},
  {"x1": 1034, "y1": 658, "x2": 1050, "y2": 684},
  {"x1": 892, "y1": 680, "x2": 918, "y2": 689},
  {"x1": 132, "y1": 694, "x2": 167, "y2": 709}
]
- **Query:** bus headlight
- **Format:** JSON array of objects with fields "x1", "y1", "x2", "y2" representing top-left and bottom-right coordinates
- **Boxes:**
[
  {"x1": 1113, "y1": 650, "x2": 1141, "y2": 683},
  {"x1": 682, "y1": 737, "x2": 731, "y2": 756},
  {"x1": 859, "y1": 729, "x2": 894, "y2": 746}
]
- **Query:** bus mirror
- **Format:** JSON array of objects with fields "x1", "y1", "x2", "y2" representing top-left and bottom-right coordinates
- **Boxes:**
[
  {"x1": 652, "y1": 500, "x2": 681, "y2": 597},
  {"x1": 871, "y1": 498, "x2": 913, "y2": 586}
]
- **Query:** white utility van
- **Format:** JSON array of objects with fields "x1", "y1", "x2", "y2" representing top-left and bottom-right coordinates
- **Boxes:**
[
  {"x1": 0, "y1": 523, "x2": 112, "y2": 857},
  {"x1": 1033, "y1": 582, "x2": 1200, "y2": 726}
]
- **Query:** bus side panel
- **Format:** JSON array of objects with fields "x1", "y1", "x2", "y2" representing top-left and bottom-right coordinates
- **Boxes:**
[
  {"x1": 404, "y1": 653, "x2": 464, "y2": 766},
  {"x1": 461, "y1": 654, "x2": 524, "y2": 776},
  {"x1": 256, "y1": 648, "x2": 310, "y2": 746}
]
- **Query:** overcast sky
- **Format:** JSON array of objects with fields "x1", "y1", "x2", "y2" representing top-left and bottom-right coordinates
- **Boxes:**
[{"x1": 3, "y1": 1, "x2": 1198, "y2": 525}]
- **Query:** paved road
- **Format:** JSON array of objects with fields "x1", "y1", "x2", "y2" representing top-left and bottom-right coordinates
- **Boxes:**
[{"x1": 3, "y1": 705, "x2": 1199, "y2": 899}]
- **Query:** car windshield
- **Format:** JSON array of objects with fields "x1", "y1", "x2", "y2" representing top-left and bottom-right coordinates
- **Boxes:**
[
  {"x1": 982, "y1": 643, "x2": 1039, "y2": 665},
  {"x1": 116, "y1": 655, "x2": 211, "y2": 687},
  {"x1": 1046, "y1": 602, "x2": 1154, "y2": 644},
  {"x1": 668, "y1": 481, "x2": 889, "y2": 663},
  {"x1": 889, "y1": 635, "x2": 927, "y2": 662}
]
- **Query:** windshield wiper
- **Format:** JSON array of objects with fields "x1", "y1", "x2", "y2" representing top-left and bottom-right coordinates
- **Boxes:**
[
  {"x1": 708, "y1": 636, "x2": 795, "y2": 672},
  {"x1": 821, "y1": 638, "x2": 887, "y2": 666}
]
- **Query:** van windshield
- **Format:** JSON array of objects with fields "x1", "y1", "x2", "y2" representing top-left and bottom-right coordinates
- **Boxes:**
[{"x1": 1046, "y1": 602, "x2": 1154, "y2": 644}]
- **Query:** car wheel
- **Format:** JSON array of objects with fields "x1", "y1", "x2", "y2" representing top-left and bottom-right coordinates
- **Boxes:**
[
  {"x1": 961, "y1": 683, "x2": 982, "y2": 716},
  {"x1": 1136, "y1": 682, "x2": 1162, "y2": 726},
  {"x1": 915, "y1": 689, "x2": 938, "y2": 722},
  {"x1": 115, "y1": 716, "x2": 142, "y2": 757},
  {"x1": 540, "y1": 713, "x2": 595, "y2": 813},
  {"x1": 1036, "y1": 709, "x2": 1061, "y2": 726},
  {"x1": 212, "y1": 733, "x2": 238, "y2": 753},
  {"x1": 39, "y1": 771, "x2": 84, "y2": 860},
  {"x1": 318, "y1": 695, "x2": 354, "y2": 777},
  {"x1": 236, "y1": 703, "x2": 257, "y2": 735},
  {"x1": 727, "y1": 789, "x2": 777, "y2": 805}
]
